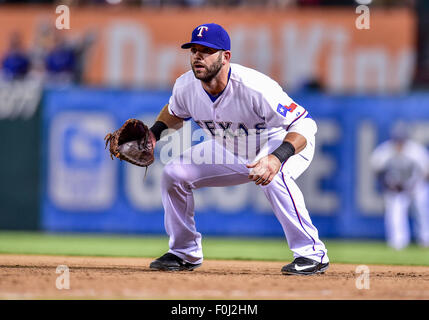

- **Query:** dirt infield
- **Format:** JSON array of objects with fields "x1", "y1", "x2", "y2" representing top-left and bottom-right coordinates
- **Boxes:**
[{"x1": 0, "y1": 254, "x2": 428, "y2": 299}]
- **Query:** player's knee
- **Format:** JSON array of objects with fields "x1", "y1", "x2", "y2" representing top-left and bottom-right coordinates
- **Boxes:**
[{"x1": 161, "y1": 163, "x2": 191, "y2": 189}]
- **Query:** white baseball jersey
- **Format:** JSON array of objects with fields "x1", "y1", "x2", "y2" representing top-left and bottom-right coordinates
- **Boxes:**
[
  {"x1": 168, "y1": 63, "x2": 317, "y2": 161},
  {"x1": 161, "y1": 63, "x2": 328, "y2": 265}
]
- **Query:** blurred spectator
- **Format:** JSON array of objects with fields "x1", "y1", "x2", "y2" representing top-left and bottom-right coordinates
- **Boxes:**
[
  {"x1": 370, "y1": 122, "x2": 429, "y2": 250},
  {"x1": 31, "y1": 25, "x2": 97, "y2": 85},
  {"x1": 44, "y1": 31, "x2": 77, "y2": 85},
  {"x1": 1, "y1": 32, "x2": 31, "y2": 81},
  {"x1": 29, "y1": 22, "x2": 56, "y2": 81}
]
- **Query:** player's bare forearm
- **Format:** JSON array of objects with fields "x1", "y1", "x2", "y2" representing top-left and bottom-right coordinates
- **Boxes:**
[
  {"x1": 156, "y1": 104, "x2": 184, "y2": 130},
  {"x1": 284, "y1": 132, "x2": 307, "y2": 154}
]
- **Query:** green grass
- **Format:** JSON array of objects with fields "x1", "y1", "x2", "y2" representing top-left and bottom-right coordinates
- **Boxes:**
[{"x1": 0, "y1": 231, "x2": 429, "y2": 266}]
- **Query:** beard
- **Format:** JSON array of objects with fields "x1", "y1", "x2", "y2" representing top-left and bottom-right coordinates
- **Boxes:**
[{"x1": 191, "y1": 53, "x2": 223, "y2": 83}]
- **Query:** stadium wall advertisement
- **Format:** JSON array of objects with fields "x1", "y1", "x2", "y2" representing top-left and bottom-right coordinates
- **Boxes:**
[
  {"x1": 0, "y1": 6, "x2": 415, "y2": 93},
  {"x1": 41, "y1": 88, "x2": 429, "y2": 238}
]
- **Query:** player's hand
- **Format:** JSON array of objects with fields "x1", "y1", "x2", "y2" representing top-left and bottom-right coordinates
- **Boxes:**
[{"x1": 246, "y1": 154, "x2": 282, "y2": 186}]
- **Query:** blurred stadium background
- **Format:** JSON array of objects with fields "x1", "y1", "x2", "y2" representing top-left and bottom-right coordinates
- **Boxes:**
[{"x1": 1, "y1": 0, "x2": 429, "y2": 263}]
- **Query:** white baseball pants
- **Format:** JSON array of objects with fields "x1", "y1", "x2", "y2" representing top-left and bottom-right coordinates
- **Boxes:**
[
  {"x1": 384, "y1": 182, "x2": 429, "y2": 250},
  {"x1": 160, "y1": 138, "x2": 329, "y2": 265}
]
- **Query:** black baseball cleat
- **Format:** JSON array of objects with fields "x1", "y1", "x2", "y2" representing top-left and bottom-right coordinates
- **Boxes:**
[
  {"x1": 281, "y1": 257, "x2": 329, "y2": 275},
  {"x1": 149, "y1": 252, "x2": 202, "y2": 271}
]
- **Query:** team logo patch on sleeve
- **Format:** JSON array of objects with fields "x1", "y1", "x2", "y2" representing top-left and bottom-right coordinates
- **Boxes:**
[
  {"x1": 277, "y1": 102, "x2": 300, "y2": 117},
  {"x1": 277, "y1": 103, "x2": 287, "y2": 117}
]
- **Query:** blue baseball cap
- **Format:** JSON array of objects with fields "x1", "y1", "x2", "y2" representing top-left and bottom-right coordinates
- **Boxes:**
[{"x1": 181, "y1": 23, "x2": 231, "y2": 51}]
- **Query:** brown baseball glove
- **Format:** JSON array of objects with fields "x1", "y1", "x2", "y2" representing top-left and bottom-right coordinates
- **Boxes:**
[{"x1": 104, "y1": 118, "x2": 155, "y2": 168}]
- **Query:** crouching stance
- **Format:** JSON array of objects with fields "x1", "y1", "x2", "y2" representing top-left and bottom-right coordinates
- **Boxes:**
[{"x1": 147, "y1": 23, "x2": 329, "y2": 275}]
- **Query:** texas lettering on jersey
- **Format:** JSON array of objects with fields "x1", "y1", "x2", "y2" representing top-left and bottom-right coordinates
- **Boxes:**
[{"x1": 195, "y1": 120, "x2": 266, "y2": 137}]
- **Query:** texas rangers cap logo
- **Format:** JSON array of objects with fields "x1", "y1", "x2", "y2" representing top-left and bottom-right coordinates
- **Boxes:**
[{"x1": 197, "y1": 26, "x2": 208, "y2": 37}]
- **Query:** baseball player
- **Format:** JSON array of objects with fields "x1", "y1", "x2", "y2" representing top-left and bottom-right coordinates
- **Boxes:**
[
  {"x1": 147, "y1": 23, "x2": 329, "y2": 275},
  {"x1": 371, "y1": 123, "x2": 429, "y2": 250}
]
